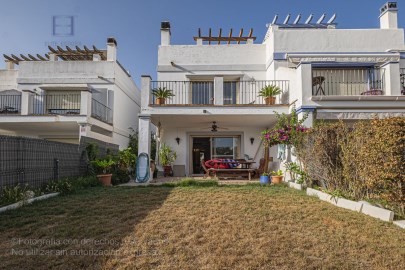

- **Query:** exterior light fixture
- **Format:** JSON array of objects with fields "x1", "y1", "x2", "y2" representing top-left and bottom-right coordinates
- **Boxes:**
[
  {"x1": 175, "y1": 137, "x2": 180, "y2": 145},
  {"x1": 250, "y1": 137, "x2": 255, "y2": 145}
]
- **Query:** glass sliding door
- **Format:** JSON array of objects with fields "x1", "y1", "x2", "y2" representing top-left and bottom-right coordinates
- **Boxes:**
[
  {"x1": 211, "y1": 137, "x2": 240, "y2": 159},
  {"x1": 223, "y1": 82, "x2": 238, "y2": 104},
  {"x1": 191, "y1": 81, "x2": 214, "y2": 104}
]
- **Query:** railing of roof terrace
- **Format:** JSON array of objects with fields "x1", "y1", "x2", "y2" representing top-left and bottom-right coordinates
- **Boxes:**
[
  {"x1": 91, "y1": 99, "x2": 113, "y2": 125},
  {"x1": 312, "y1": 68, "x2": 385, "y2": 96},
  {"x1": 30, "y1": 94, "x2": 81, "y2": 115},
  {"x1": 0, "y1": 95, "x2": 21, "y2": 115},
  {"x1": 150, "y1": 80, "x2": 289, "y2": 105},
  {"x1": 400, "y1": 68, "x2": 405, "y2": 94}
]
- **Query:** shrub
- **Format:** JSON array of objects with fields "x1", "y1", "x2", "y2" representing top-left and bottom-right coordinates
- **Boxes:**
[
  {"x1": 111, "y1": 167, "x2": 131, "y2": 185},
  {"x1": 44, "y1": 180, "x2": 74, "y2": 195},
  {"x1": 296, "y1": 118, "x2": 405, "y2": 216},
  {"x1": 0, "y1": 185, "x2": 31, "y2": 205}
]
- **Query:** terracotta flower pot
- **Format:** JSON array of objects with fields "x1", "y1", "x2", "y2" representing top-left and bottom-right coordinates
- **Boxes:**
[
  {"x1": 271, "y1": 175, "x2": 283, "y2": 184},
  {"x1": 163, "y1": 165, "x2": 173, "y2": 177},
  {"x1": 264, "y1": 96, "x2": 276, "y2": 105},
  {"x1": 97, "y1": 174, "x2": 112, "y2": 186},
  {"x1": 155, "y1": 98, "x2": 165, "y2": 105}
]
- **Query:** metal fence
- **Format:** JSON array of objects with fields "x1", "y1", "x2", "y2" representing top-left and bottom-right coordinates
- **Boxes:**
[
  {"x1": 91, "y1": 99, "x2": 113, "y2": 124},
  {"x1": 0, "y1": 95, "x2": 21, "y2": 114},
  {"x1": 0, "y1": 135, "x2": 120, "y2": 193},
  {"x1": 0, "y1": 136, "x2": 86, "y2": 192},
  {"x1": 401, "y1": 68, "x2": 405, "y2": 93},
  {"x1": 31, "y1": 94, "x2": 81, "y2": 115},
  {"x1": 150, "y1": 80, "x2": 289, "y2": 105},
  {"x1": 312, "y1": 68, "x2": 385, "y2": 96}
]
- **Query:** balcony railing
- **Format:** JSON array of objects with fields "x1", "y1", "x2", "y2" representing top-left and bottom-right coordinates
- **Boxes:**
[
  {"x1": 30, "y1": 94, "x2": 81, "y2": 115},
  {"x1": 401, "y1": 68, "x2": 405, "y2": 95},
  {"x1": 150, "y1": 80, "x2": 289, "y2": 105},
  {"x1": 237, "y1": 80, "x2": 288, "y2": 105},
  {"x1": 151, "y1": 81, "x2": 214, "y2": 105},
  {"x1": 91, "y1": 98, "x2": 112, "y2": 124},
  {"x1": 0, "y1": 95, "x2": 21, "y2": 115},
  {"x1": 312, "y1": 68, "x2": 385, "y2": 96}
]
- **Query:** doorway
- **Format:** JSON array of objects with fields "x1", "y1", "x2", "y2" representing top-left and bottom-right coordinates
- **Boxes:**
[{"x1": 191, "y1": 135, "x2": 241, "y2": 174}]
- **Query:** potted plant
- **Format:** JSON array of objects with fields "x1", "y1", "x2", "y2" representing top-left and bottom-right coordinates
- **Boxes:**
[
  {"x1": 159, "y1": 143, "x2": 177, "y2": 177},
  {"x1": 152, "y1": 87, "x2": 175, "y2": 105},
  {"x1": 271, "y1": 169, "x2": 284, "y2": 184},
  {"x1": 92, "y1": 159, "x2": 116, "y2": 186},
  {"x1": 258, "y1": 85, "x2": 282, "y2": 105},
  {"x1": 260, "y1": 172, "x2": 270, "y2": 185}
]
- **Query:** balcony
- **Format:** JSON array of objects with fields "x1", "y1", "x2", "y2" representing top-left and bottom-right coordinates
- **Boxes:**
[
  {"x1": 91, "y1": 98, "x2": 113, "y2": 124},
  {"x1": 401, "y1": 68, "x2": 405, "y2": 95},
  {"x1": 312, "y1": 68, "x2": 385, "y2": 96},
  {"x1": 30, "y1": 94, "x2": 81, "y2": 115},
  {"x1": 0, "y1": 95, "x2": 21, "y2": 115},
  {"x1": 149, "y1": 80, "x2": 289, "y2": 106}
]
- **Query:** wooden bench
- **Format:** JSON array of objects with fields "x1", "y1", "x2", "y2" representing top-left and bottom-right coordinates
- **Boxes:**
[{"x1": 209, "y1": 168, "x2": 255, "y2": 180}]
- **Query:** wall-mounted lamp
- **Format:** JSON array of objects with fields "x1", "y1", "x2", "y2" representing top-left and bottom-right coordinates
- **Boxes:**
[
  {"x1": 250, "y1": 137, "x2": 255, "y2": 145},
  {"x1": 175, "y1": 137, "x2": 180, "y2": 145}
]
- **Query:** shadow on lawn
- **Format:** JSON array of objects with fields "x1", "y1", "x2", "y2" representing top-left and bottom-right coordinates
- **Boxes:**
[{"x1": 0, "y1": 185, "x2": 175, "y2": 270}]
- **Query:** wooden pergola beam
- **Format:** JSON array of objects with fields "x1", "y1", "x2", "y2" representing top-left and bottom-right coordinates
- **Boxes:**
[{"x1": 193, "y1": 28, "x2": 256, "y2": 44}]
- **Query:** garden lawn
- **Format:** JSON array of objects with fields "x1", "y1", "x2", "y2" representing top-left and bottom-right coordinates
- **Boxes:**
[{"x1": 0, "y1": 184, "x2": 404, "y2": 270}]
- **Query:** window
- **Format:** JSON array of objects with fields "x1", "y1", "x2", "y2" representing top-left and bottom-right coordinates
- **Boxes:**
[{"x1": 211, "y1": 137, "x2": 240, "y2": 159}]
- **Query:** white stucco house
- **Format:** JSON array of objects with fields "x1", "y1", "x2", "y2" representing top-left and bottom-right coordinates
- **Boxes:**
[
  {"x1": 139, "y1": 1, "x2": 405, "y2": 178},
  {"x1": 0, "y1": 38, "x2": 141, "y2": 149}
]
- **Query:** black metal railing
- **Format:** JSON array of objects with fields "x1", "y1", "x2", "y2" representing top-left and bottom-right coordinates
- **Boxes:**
[
  {"x1": 236, "y1": 80, "x2": 289, "y2": 105},
  {"x1": 151, "y1": 81, "x2": 214, "y2": 105},
  {"x1": 312, "y1": 68, "x2": 385, "y2": 96},
  {"x1": 30, "y1": 94, "x2": 81, "y2": 115},
  {"x1": 0, "y1": 95, "x2": 21, "y2": 115},
  {"x1": 400, "y1": 68, "x2": 405, "y2": 95},
  {"x1": 150, "y1": 80, "x2": 289, "y2": 105},
  {"x1": 91, "y1": 99, "x2": 112, "y2": 124}
]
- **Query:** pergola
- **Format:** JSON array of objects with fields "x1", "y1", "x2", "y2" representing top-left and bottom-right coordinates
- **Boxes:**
[
  {"x1": 193, "y1": 28, "x2": 256, "y2": 45},
  {"x1": 3, "y1": 45, "x2": 106, "y2": 65}
]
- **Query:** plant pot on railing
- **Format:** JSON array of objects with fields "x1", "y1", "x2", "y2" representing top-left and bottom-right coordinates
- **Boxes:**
[
  {"x1": 152, "y1": 87, "x2": 175, "y2": 105},
  {"x1": 264, "y1": 97, "x2": 276, "y2": 105},
  {"x1": 258, "y1": 85, "x2": 281, "y2": 105}
]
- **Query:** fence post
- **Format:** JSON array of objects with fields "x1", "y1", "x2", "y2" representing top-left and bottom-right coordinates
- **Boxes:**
[{"x1": 54, "y1": 158, "x2": 59, "y2": 180}]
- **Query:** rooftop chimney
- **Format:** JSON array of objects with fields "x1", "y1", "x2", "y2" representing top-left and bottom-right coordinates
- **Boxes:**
[
  {"x1": 161, "y1": 21, "x2": 171, "y2": 46},
  {"x1": 107, "y1": 37, "x2": 117, "y2": 61},
  {"x1": 379, "y1": 2, "x2": 398, "y2": 29}
]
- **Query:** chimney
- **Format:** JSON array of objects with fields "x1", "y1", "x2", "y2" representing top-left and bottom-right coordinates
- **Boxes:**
[
  {"x1": 161, "y1": 21, "x2": 171, "y2": 46},
  {"x1": 107, "y1": 37, "x2": 117, "y2": 61},
  {"x1": 379, "y1": 2, "x2": 398, "y2": 29}
]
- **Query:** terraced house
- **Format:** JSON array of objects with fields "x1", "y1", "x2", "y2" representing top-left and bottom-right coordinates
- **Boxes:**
[
  {"x1": 0, "y1": 38, "x2": 140, "y2": 149},
  {"x1": 139, "y1": 2, "x2": 405, "y2": 177}
]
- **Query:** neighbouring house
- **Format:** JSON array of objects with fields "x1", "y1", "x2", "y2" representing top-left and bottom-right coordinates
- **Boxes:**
[
  {"x1": 139, "y1": 1, "x2": 405, "y2": 178},
  {"x1": 0, "y1": 38, "x2": 141, "y2": 149}
]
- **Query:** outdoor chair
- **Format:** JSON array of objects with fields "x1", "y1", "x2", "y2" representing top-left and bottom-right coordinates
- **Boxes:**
[{"x1": 312, "y1": 76, "x2": 325, "y2": 95}]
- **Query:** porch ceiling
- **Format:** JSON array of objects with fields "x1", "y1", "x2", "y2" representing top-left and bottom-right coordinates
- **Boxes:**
[{"x1": 151, "y1": 114, "x2": 278, "y2": 129}]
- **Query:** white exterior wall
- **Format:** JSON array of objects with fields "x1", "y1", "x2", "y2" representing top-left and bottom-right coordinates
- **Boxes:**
[{"x1": 0, "y1": 57, "x2": 141, "y2": 149}]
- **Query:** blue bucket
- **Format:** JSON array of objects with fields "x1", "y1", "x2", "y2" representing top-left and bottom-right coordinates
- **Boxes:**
[{"x1": 260, "y1": 176, "x2": 270, "y2": 184}]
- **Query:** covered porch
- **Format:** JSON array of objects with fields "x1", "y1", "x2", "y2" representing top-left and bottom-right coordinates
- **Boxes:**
[{"x1": 140, "y1": 112, "x2": 286, "y2": 177}]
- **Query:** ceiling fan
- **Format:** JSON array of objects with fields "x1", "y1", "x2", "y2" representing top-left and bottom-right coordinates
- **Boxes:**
[{"x1": 201, "y1": 121, "x2": 229, "y2": 132}]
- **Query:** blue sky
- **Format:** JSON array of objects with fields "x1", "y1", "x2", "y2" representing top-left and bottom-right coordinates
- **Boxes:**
[{"x1": 1, "y1": 0, "x2": 404, "y2": 85}]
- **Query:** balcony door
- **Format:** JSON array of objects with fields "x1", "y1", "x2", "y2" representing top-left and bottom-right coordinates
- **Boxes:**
[
  {"x1": 223, "y1": 82, "x2": 238, "y2": 104},
  {"x1": 191, "y1": 81, "x2": 214, "y2": 104}
]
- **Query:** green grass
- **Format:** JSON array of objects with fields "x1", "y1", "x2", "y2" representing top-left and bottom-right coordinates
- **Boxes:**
[{"x1": 0, "y1": 184, "x2": 404, "y2": 270}]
